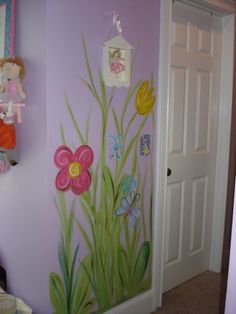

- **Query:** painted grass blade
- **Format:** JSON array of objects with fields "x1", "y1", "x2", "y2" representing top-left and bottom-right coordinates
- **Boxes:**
[
  {"x1": 65, "y1": 92, "x2": 86, "y2": 145},
  {"x1": 117, "y1": 115, "x2": 148, "y2": 179},
  {"x1": 102, "y1": 165, "x2": 115, "y2": 209},
  {"x1": 77, "y1": 218, "x2": 93, "y2": 254},
  {"x1": 49, "y1": 273, "x2": 67, "y2": 314},
  {"x1": 141, "y1": 163, "x2": 148, "y2": 240},
  {"x1": 124, "y1": 112, "x2": 138, "y2": 141},
  {"x1": 60, "y1": 123, "x2": 66, "y2": 145},
  {"x1": 112, "y1": 107, "x2": 121, "y2": 135},
  {"x1": 80, "y1": 77, "x2": 103, "y2": 111},
  {"x1": 98, "y1": 68, "x2": 108, "y2": 108},
  {"x1": 85, "y1": 106, "x2": 92, "y2": 144},
  {"x1": 120, "y1": 80, "x2": 142, "y2": 135},
  {"x1": 133, "y1": 241, "x2": 150, "y2": 285},
  {"x1": 118, "y1": 247, "x2": 129, "y2": 289},
  {"x1": 71, "y1": 255, "x2": 94, "y2": 313},
  {"x1": 81, "y1": 36, "x2": 98, "y2": 94}
]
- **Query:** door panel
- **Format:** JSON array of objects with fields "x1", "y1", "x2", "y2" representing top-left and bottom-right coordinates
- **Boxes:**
[
  {"x1": 195, "y1": 71, "x2": 211, "y2": 152},
  {"x1": 163, "y1": 1, "x2": 221, "y2": 292},
  {"x1": 164, "y1": 181, "x2": 185, "y2": 265},
  {"x1": 168, "y1": 66, "x2": 188, "y2": 156},
  {"x1": 190, "y1": 176, "x2": 207, "y2": 254}
]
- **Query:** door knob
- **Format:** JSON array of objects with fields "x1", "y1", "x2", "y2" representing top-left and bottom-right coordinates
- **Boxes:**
[{"x1": 167, "y1": 168, "x2": 172, "y2": 176}]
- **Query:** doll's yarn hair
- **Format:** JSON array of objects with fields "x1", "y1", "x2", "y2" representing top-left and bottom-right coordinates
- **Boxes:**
[
  {"x1": 111, "y1": 48, "x2": 122, "y2": 58},
  {"x1": 0, "y1": 56, "x2": 25, "y2": 79}
]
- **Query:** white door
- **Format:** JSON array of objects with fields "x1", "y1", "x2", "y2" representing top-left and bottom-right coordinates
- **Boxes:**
[{"x1": 163, "y1": 1, "x2": 222, "y2": 292}]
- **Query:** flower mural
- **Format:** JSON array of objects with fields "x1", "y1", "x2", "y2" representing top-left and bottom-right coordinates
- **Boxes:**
[
  {"x1": 135, "y1": 80, "x2": 156, "y2": 115},
  {"x1": 50, "y1": 37, "x2": 156, "y2": 314},
  {"x1": 54, "y1": 144, "x2": 94, "y2": 195}
]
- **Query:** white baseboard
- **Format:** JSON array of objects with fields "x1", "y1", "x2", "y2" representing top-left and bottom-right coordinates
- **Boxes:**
[{"x1": 103, "y1": 290, "x2": 154, "y2": 314}]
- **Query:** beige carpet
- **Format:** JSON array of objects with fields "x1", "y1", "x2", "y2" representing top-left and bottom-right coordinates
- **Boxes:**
[{"x1": 155, "y1": 271, "x2": 221, "y2": 314}]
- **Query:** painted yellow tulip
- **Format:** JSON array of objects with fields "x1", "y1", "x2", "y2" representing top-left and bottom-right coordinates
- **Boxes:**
[{"x1": 135, "y1": 80, "x2": 156, "y2": 115}]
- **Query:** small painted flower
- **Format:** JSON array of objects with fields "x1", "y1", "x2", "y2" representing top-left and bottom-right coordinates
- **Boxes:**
[
  {"x1": 115, "y1": 192, "x2": 142, "y2": 228},
  {"x1": 54, "y1": 144, "x2": 94, "y2": 195},
  {"x1": 140, "y1": 134, "x2": 151, "y2": 156},
  {"x1": 135, "y1": 80, "x2": 156, "y2": 115},
  {"x1": 109, "y1": 135, "x2": 123, "y2": 160}
]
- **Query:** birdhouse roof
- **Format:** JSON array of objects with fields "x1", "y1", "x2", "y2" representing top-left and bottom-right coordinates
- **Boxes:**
[{"x1": 104, "y1": 34, "x2": 133, "y2": 50}]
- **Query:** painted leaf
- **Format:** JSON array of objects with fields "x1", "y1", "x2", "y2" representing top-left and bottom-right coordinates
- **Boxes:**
[
  {"x1": 71, "y1": 255, "x2": 94, "y2": 314},
  {"x1": 133, "y1": 241, "x2": 150, "y2": 284},
  {"x1": 112, "y1": 108, "x2": 121, "y2": 135},
  {"x1": 82, "y1": 300, "x2": 96, "y2": 314},
  {"x1": 118, "y1": 247, "x2": 129, "y2": 289},
  {"x1": 77, "y1": 217, "x2": 93, "y2": 254},
  {"x1": 49, "y1": 273, "x2": 67, "y2": 314},
  {"x1": 102, "y1": 165, "x2": 115, "y2": 206}
]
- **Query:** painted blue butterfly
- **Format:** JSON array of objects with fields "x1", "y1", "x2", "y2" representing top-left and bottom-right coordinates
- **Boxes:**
[{"x1": 115, "y1": 191, "x2": 142, "y2": 228}]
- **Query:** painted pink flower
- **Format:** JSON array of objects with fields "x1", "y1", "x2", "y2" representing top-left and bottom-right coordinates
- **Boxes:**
[{"x1": 54, "y1": 144, "x2": 94, "y2": 195}]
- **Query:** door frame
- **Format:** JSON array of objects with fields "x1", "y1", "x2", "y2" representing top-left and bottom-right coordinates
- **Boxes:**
[{"x1": 152, "y1": 0, "x2": 235, "y2": 310}]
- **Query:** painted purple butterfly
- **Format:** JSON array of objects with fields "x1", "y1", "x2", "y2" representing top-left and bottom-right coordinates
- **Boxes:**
[{"x1": 115, "y1": 191, "x2": 142, "y2": 228}]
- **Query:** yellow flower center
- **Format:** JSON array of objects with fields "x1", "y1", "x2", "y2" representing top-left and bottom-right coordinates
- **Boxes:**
[{"x1": 69, "y1": 162, "x2": 81, "y2": 178}]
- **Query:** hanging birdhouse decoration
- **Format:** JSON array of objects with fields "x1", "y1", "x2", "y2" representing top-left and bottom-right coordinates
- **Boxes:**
[
  {"x1": 103, "y1": 35, "x2": 133, "y2": 88},
  {"x1": 103, "y1": 13, "x2": 133, "y2": 88}
]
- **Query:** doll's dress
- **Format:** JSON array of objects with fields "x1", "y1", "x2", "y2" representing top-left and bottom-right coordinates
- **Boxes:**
[
  {"x1": 0, "y1": 78, "x2": 23, "y2": 103},
  {"x1": 0, "y1": 119, "x2": 16, "y2": 149},
  {"x1": 110, "y1": 57, "x2": 125, "y2": 74}
]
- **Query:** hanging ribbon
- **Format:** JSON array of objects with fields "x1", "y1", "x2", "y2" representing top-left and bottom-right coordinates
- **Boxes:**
[{"x1": 112, "y1": 12, "x2": 122, "y2": 34}]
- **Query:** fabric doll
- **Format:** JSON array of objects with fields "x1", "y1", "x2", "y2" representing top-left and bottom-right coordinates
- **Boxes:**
[
  {"x1": 0, "y1": 57, "x2": 26, "y2": 103},
  {"x1": 0, "y1": 57, "x2": 25, "y2": 167}
]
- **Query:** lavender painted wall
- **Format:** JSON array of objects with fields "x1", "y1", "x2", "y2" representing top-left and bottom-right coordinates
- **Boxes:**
[
  {"x1": 225, "y1": 180, "x2": 236, "y2": 314},
  {"x1": 47, "y1": 0, "x2": 160, "y2": 313},
  {"x1": 47, "y1": 0, "x2": 159, "y2": 173},
  {"x1": 0, "y1": 1, "x2": 160, "y2": 313},
  {"x1": 0, "y1": 1, "x2": 57, "y2": 314}
]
